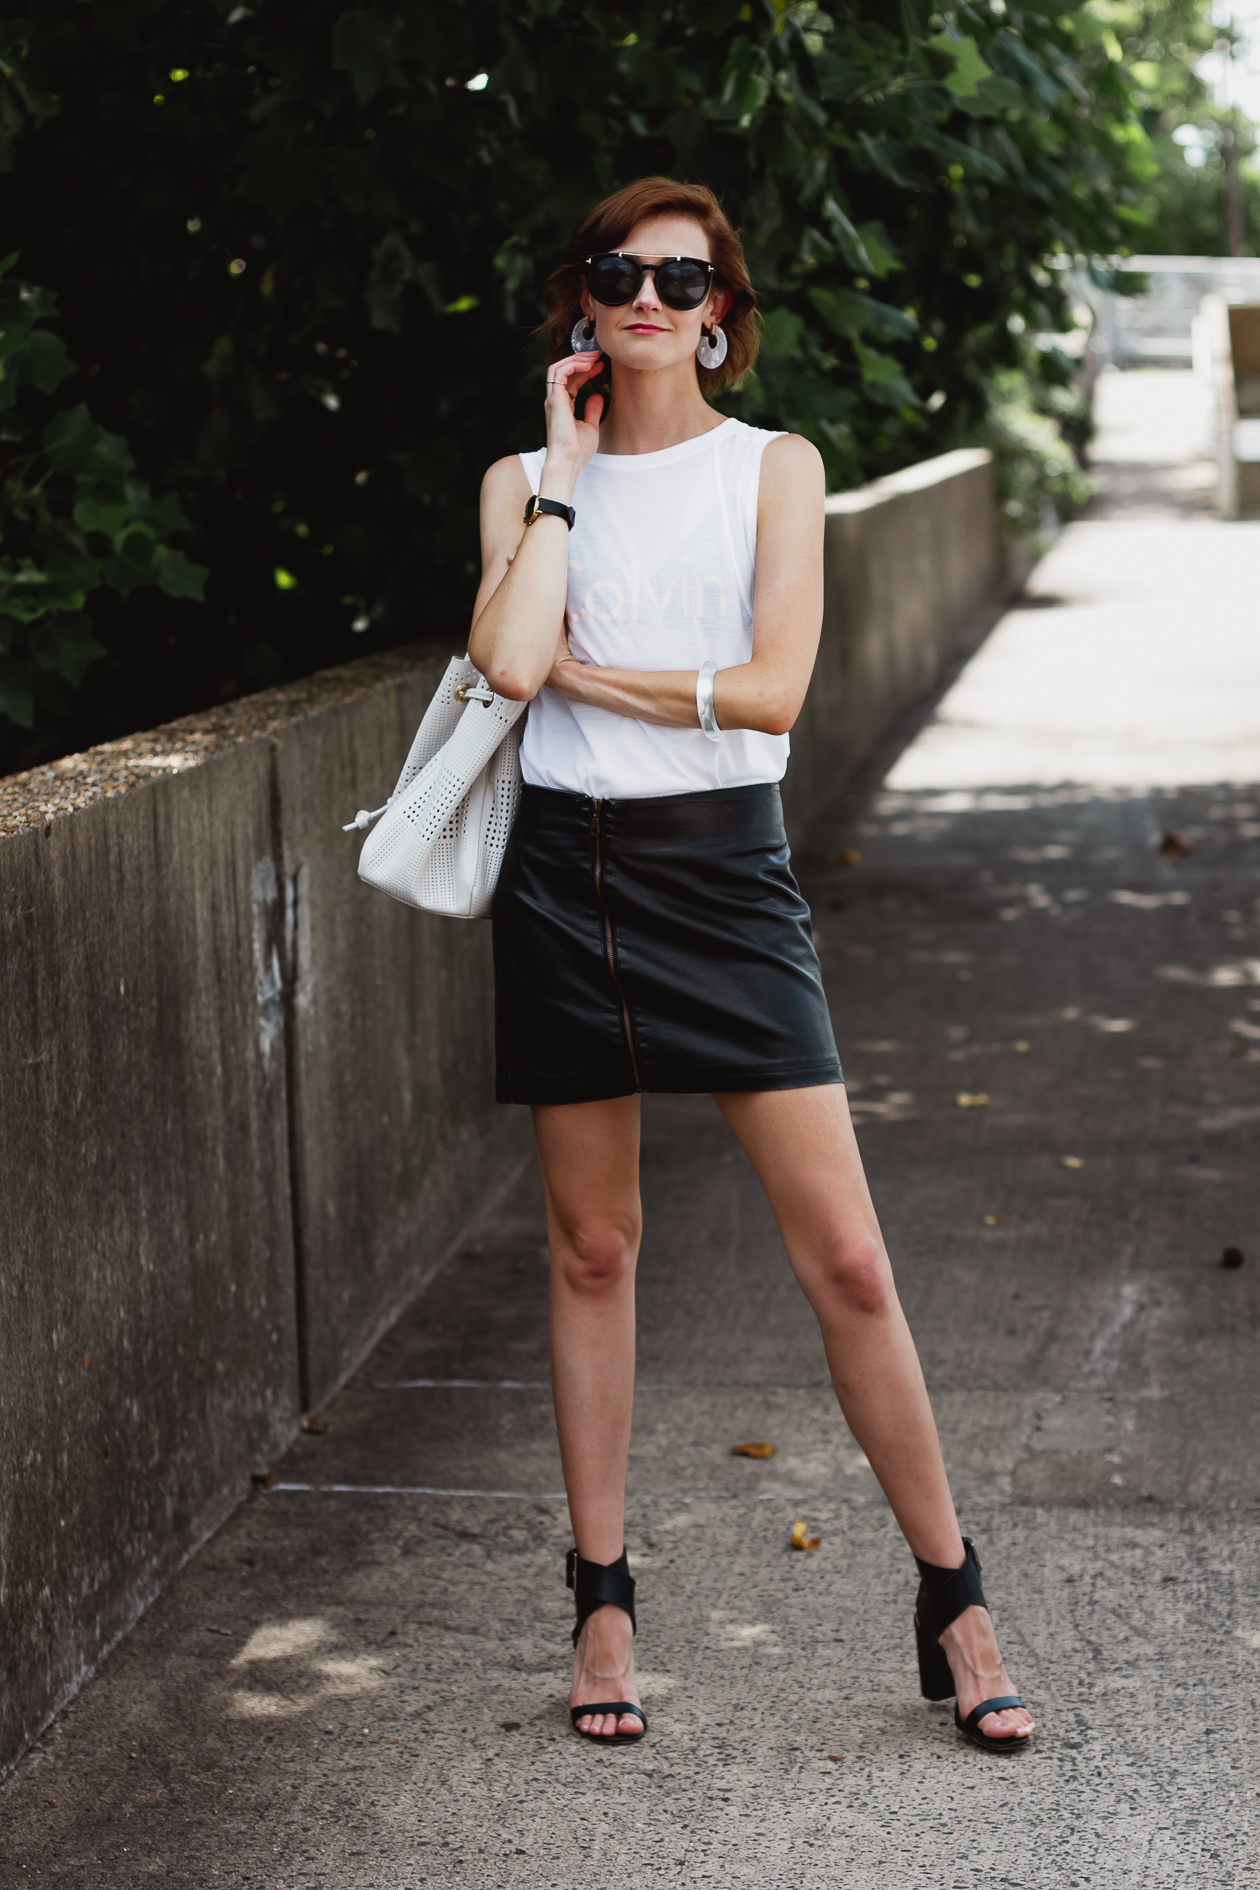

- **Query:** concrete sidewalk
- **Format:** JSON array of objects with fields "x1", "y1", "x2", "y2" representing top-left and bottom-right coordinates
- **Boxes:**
[{"x1": 4, "y1": 370, "x2": 1258, "y2": 1886}]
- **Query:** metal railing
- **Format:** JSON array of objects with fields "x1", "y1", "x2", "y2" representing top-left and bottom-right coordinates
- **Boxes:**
[{"x1": 1092, "y1": 255, "x2": 1260, "y2": 366}]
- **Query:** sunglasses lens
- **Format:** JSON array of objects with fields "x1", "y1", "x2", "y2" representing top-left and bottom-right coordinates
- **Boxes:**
[
  {"x1": 588, "y1": 256, "x2": 641, "y2": 305},
  {"x1": 657, "y1": 260, "x2": 712, "y2": 308}
]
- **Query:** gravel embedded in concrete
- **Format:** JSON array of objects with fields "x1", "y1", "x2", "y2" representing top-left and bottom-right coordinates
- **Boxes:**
[{"x1": 0, "y1": 644, "x2": 442, "y2": 837}]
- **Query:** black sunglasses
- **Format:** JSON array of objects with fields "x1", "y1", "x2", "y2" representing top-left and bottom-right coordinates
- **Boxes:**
[{"x1": 583, "y1": 251, "x2": 717, "y2": 311}]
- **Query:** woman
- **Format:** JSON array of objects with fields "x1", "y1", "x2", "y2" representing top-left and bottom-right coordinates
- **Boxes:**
[{"x1": 467, "y1": 177, "x2": 1034, "y2": 1755}]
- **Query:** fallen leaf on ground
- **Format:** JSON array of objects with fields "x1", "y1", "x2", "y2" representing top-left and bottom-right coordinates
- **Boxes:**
[
  {"x1": 1060, "y1": 1156, "x2": 1084, "y2": 1169},
  {"x1": 732, "y1": 1442, "x2": 776, "y2": 1459},
  {"x1": 1221, "y1": 1246, "x2": 1245, "y2": 1270},
  {"x1": 833, "y1": 849, "x2": 861, "y2": 866},
  {"x1": 1158, "y1": 832, "x2": 1193, "y2": 860},
  {"x1": 1013, "y1": 1040, "x2": 1031, "y2": 1052},
  {"x1": 301, "y1": 1411, "x2": 330, "y2": 1434},
  {"x1": 791, "y1": 1518, "x2": 822, "y2": 1552},
  {"x1": 955, "y1": 1091, "x2": 989, "y2": 1108},
  {"x1": 983, "y1": 1213, "x2": 1006, "y2": 1226},
  {"x1": 826, "y1": 1754, "x2": 844, "y2": 1762},
  {"x1": 1162, "y1": 1574, "x2": 1180, "y2": 1583}
]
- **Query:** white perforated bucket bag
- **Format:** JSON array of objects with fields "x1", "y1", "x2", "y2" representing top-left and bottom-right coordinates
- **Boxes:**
[{"x1": 343, "y1": 656, "x2": 525, "y2": 919}]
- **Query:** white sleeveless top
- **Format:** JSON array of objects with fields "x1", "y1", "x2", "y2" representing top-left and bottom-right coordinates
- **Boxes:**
[{"x1": 517, "y1": 417, "x2": 789, "y2": 800}]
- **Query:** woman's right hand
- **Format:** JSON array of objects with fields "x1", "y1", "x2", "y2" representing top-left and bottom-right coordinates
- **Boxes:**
[
  {"x1": 543, "y1": 352, "x2": 606, "y2": 485},
  {"x1": 467, "y1": 351, "x2": 602, "y2": 699}
]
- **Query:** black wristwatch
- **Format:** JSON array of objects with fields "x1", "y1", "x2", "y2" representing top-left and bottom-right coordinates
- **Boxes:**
[{"x1": 523, "y1": 494, "x2": 576, "y2": 531}]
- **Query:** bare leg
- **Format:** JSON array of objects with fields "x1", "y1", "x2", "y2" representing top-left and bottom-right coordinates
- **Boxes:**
[
  {"x1": 715, "y1": 1083, "x2": 1034, "y2": 1743},
  {"x1": 534, "y1": 1095, "x2": 643, "y2": 1740}
]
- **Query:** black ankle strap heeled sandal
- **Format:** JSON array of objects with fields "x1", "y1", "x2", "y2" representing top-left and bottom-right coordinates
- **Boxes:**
[
  {"x1": 566, "y1": 1548, "x2": 647, "y2": 1746},
  {"x1": 914, "y1": 1538, "x2": 1031, "y2": 1754}
]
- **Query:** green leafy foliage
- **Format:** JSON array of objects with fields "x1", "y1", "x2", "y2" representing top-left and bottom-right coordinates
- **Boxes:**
[
  {"x1": 1142, "y1": 136, "x2": 1260, "y2": 256},
  {"x1": 1093, "y1": 0, "x2": 1260, "y2": 254},
  {"x1": 983, "y1": 364, "x2": 1094, "y2": 538},
  {"x1": 0, "y1": 1, "x2": 1149, "y2": 766},
  {"x1": 1135, "y1": 109, "x2": 1260, "y2": 257},
  {"x1": 0, "y1": 257, "x2": 206, "y2": 728}
]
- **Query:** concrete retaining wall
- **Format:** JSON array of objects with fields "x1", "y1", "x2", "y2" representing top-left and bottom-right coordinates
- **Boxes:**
[
  {"x1": 1196, "y1": 295, "x2": 1260, "y2": 520},
  {"x1": 0, "y1": 743, "x2": 301, "y2": 1774},
  {"x1": 780, "y1": 447, "x2": 1005, "y2": 833},
  {"x1": 271, "y1": 670, "x2": 532, "y2": 1407},
  {"x1": 0, "y1": 653, "x2": 533, "y2": 1775},
  {"x1": 0, "y1": 444, "x2": 1016, "y2": 1774}
]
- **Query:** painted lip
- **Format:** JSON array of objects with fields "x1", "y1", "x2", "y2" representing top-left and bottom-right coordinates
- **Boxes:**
[{"x1": 623, "y1": 322, "x2": 669, "y2": 333}]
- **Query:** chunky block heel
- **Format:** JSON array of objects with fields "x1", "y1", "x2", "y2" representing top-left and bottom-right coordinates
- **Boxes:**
[
  {"x1": 914, "y1": 1538, "x2": 1031, "y2": 1753},
  {"x1": 565, "y1": 1548, "x2": 647, "y2": 1747}
]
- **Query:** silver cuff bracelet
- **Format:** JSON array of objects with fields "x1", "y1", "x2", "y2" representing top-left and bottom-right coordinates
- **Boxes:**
[{"x1": 696, "y1": 659, "x2": 722, "y2": 743}]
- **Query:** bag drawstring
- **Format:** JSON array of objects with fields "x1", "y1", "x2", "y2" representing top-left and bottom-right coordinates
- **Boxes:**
[{"x1": 342, "y1": 801, "x2": 391, "y2": 832}]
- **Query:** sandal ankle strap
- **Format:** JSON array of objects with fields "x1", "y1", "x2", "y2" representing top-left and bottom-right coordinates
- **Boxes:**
[
  {"x1": 566, "y1": 1547, "x2": 636, "y2": 1647},
  {"x1": 914, "y1": 1537, "x2": 986, "y2": 1646}
]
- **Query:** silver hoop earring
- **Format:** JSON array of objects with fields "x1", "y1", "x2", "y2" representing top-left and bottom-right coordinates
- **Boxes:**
[
  {"x1": 696, "y1": 324, "x2": 728, "y2": 369},
  {"x1": 571, "y1": 316, "x2": 600, "y2": 354}
]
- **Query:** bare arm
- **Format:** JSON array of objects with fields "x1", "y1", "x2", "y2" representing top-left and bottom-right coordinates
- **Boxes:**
[
  {"x1": 544, "y1": 432, "x2": 825, "y2": 737},
  {"x1": 467, "y1": 352, "x2": 605, "y2": 701}
]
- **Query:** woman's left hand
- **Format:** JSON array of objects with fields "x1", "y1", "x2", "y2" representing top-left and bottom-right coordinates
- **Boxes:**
[{"x1": 545, "y1": 619, "x2": 582, "y2": 697}]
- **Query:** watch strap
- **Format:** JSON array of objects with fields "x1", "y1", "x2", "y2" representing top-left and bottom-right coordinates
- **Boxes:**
[{"x1": 524, "y1": 494, "x2": 575, "y2": 530}]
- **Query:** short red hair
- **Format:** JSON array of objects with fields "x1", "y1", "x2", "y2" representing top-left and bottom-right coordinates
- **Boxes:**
[{"x1": 539, "y1": 177, "x2": 758, "y2": 395}]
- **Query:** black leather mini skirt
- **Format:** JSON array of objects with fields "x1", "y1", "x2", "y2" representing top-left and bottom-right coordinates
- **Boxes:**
[{"x1": 491, "y1": 782, "x2": 843, "y2": 1106}]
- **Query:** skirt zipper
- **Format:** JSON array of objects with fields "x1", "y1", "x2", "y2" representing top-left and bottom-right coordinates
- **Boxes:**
[{"x1": 590, "y1": 799, "x2": 643, "y2": 1092}]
